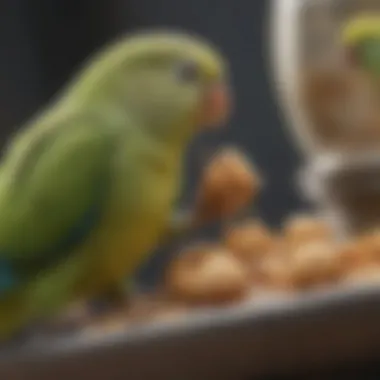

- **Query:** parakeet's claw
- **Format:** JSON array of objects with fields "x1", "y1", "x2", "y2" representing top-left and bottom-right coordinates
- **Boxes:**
[
  {"x1": 88, "y1": 284, "x2": 131, "y2": 317},
  {"x1": 88, "y1": 298, "x2": 127, "y2": 316}
]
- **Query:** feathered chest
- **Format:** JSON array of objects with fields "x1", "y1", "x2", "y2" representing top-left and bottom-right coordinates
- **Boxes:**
[
  {"x1": 114, "y1": 147, "x2": 181, "y2": 221},
  {"x1": 77, "y1": 139, "x2": 184, "y2": 293},
  {"x1": 85, "y1": 148, "x2": 182, "y2": 286}
]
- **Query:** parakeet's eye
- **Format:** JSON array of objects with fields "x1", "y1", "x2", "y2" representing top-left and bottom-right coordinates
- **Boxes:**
[{"x1": 174, "y1": 60, "x2": 200, "y2": 82}]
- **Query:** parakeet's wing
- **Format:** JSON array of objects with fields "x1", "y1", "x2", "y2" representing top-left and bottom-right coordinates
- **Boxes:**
[{"x1": 0, "y1": 114, "x2": 118, "y2": 291}]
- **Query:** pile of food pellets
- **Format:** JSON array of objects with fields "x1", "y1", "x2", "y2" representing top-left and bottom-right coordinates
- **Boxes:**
[{"x1": 81, "y1": 147, "x2": 380, "y2": 336}]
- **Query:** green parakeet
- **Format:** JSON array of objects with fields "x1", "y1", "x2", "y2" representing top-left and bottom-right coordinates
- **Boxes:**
[
  {"x1": 341, "y1": 14, "x2": 380, "y2": 78},
  {"x1": 0, "y1": 31, "x2": 231, "y2": 340}
]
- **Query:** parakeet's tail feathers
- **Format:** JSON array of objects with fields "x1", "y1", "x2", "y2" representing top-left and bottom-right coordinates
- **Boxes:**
[
  {"x1": 0, "y1": 290, "x2": 29, "y2": 341},
  {"x1": 341, "y1": 13, "x2": 380, "y2": 46}
]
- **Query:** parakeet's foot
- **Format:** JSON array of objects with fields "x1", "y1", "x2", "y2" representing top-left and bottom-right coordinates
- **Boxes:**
[
  {"x1": 89, "y1": 284, "x2": 132, "y2": 317},
  {"x1": 89, "y1": 295, "x2": 129, "y2": 316}
]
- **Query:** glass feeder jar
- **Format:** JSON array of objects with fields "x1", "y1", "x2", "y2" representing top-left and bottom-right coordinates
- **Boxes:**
[{"x1": 270, "y1": 0, "x2": 380, "y2": 234}]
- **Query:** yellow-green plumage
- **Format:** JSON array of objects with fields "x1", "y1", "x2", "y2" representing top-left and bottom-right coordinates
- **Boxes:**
[
  {"x1": 341, "y1": 14, "x2": 380, "y2": 78},
  {"x1": 341, "y1": 14, "x2": 380, "y2": 46},
  {"x1": 0, "y1": 31, "x2": 228, "y2": 340}
]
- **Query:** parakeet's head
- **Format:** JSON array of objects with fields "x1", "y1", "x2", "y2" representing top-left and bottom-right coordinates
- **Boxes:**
[
  {"x1": 73, "y1": 31, "x2": 231, "y2": 143},
  {"x1": 341, "y1": 14, "x2": 380, "y2": 78}
]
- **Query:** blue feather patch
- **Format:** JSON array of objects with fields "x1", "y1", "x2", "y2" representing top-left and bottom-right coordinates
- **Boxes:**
[
  {"x1": 56, "y1": 200, "x2": 103, "y2": 255},
  {"x1": 46, "y1": 181, "x2": 107, "y2": 260},
  {"x1": 0, "y1": 259, "x2": 18, "y2": 294},
  {"x1": 0, "y1": 181, "x2": 107, "y2": 289},
  {"x1": 0, "y1": 201, "x2": 103, "y2": 290}
]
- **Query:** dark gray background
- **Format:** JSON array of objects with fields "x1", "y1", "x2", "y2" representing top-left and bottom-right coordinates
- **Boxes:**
[{"x1": 1, "y1": 1, "x2": 379, "y2": 378}]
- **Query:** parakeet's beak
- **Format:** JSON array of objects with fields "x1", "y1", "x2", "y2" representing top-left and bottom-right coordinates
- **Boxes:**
[{"x1": 200, "y1": 82, "x2": 232, "y2": 128}]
